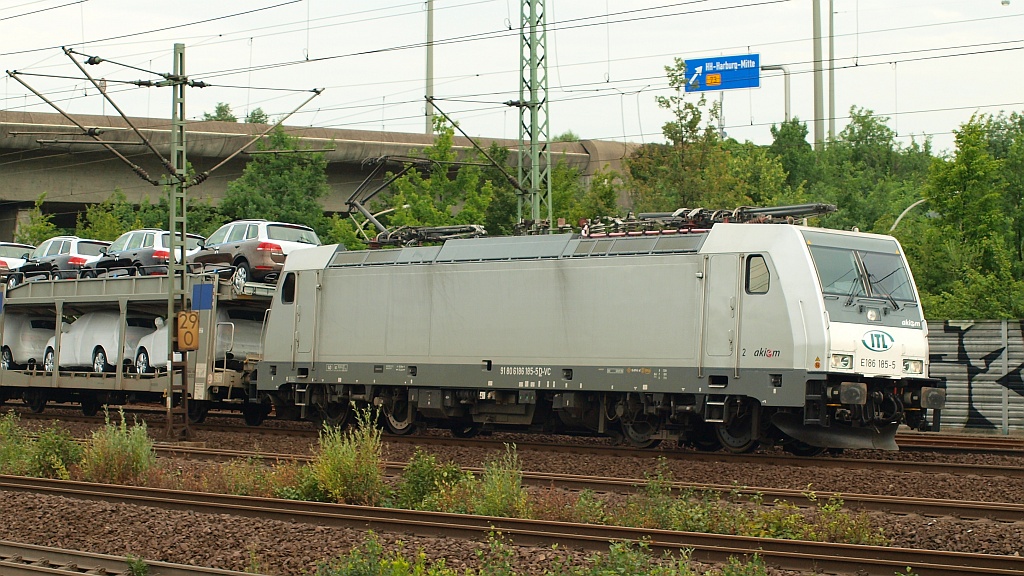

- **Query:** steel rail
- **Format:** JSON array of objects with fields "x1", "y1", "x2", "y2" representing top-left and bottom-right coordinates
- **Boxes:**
[
  {"x1": 1, "y1": 475, "x2": 1021, "y2": 576},
  {"x1": 0, "y1": 540, "x2": 259, "y2": 576},
  {"x1": 152, "y1": 444, "x2": 1024, "y2": 522}
]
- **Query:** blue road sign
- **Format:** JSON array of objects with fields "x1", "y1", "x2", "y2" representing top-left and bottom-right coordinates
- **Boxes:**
[{"x1": 684, "y1": 54, "x2": 760, "y2": 92}]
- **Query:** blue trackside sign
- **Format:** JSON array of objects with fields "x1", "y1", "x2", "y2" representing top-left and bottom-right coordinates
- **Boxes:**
[{"x1": 684, "y1": 53, "x2": 760, "y2": 92}]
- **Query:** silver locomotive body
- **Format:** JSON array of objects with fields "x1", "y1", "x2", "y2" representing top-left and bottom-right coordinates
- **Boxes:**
[{"x1": 255, "y1": 224, "x2": 943, "y2": 452}]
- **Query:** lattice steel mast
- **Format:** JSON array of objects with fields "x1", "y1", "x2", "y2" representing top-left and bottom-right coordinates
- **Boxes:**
[{"x1": 513, "y1": 0, "x2": 551, "y2": 231}]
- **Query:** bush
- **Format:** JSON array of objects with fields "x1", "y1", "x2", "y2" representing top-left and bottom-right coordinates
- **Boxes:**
[
  {"x1": 27, "y1": 423, "x2": 82, "y2": 479},
  {"x1": 395, "y1": 449, "x2": 463, "y2": 510},
  {"x1": 79, "y1": 408, "x2": 155, "y2": 485},
  {"x1": 472, "y1": 444, "x2": 529, "y2": 518},
  {"x1": 0, "y1": 410, "x2": 30, "y2": 475},
  {"x1": 311, "y1": 532, "x2": 458, "y2": 576},
  {"x1": 310, "y1": 406, "x2": 387, "y2": 506}
]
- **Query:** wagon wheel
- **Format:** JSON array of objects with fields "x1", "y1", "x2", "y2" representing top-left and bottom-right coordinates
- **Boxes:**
[
  {"x1": 242, "y1": 402, "x2": 269, "y2": 426},
  {"x1": 80, "y1": 396, "x2": 101, "y2": 417},
  {"x1": 24, "y1": 390, "x2": 46, "y2": 413},
  {"x1": 714, "y1": 397, "x2": 761, "y2": 454},
  {"x1": 188, "y1": 400, "x2": 210, "y2": 424}
]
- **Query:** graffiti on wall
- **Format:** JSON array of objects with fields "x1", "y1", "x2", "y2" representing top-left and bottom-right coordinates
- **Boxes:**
[{"x1": 930, "y1": 321, "x2": 1024, "y2": 431}]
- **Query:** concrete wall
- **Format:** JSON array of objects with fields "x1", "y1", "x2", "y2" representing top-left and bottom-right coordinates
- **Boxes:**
[{"x1": 0, "y1": 111, "x2": 635, "y2": 240}]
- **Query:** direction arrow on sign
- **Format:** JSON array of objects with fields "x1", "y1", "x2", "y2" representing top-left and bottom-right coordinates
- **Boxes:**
[{"x1": 684, "y1": 54, "x2": 760, "y2": 92}]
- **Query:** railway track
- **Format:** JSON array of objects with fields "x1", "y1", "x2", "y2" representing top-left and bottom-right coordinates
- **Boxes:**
[
  {"x1": 153, "y1": 443, "x2": 1024, "y2": 523},
  {"x1": 0, "y1": 540, "x2": 260, "y2": 576},
  {"x1": 14, "y1": 405, "x2": 1024, "y2": 478},
  {"x1": 1, "y1": 475, "x2": 1020, "y2": 576}
]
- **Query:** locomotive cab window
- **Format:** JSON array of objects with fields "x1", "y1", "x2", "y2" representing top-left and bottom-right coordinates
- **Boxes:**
[
  {"x1": 746, "y1": 255, "x2": 770, "y2": 294},
  {"x1": 281, "y1": 273, "x2": 296, "y2": 304}
]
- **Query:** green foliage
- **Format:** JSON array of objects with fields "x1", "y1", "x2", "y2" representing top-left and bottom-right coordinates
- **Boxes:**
[
  {"x1": 395, "y1": 449, "x2": 463, "y2": 510},
  {"x1": 125, "y1": 555, "x2": 149, "y2": 576},
  {"x1": 715, "y1": 554, "x2": 768, "y2": 576},
  {"x1": 473, "y1": 444, "x2": 529, "y2": 518},
  {"x1": 15, "y1": 194, "x2": 58, "y2": 246},
  {"x1": 203, "y1": 102, "x2": 238, "y2": 122},
  {"x1": 245, "y1": 107, "x2": 270, "y2": 124},
  {"x1": 309, "y1": 406, "x2": 387, "y2": 506},
  {"x1": 27, "y1": 423, "x2": 82, "y2": 479},
  {"x1": 386, "y1": 119, "x2": 495, "y2": 232},
  {"x1": 75, "y1": 190, "x2": 141, "y2": 240},
  {"x1": 0, "y1": 412, "x2": 81, "y2": 479},
  {"x1": 219, "y1": 126, "x2": 331, "y2": 234},
  {"x1": 79, "y1": 408, "x2": 156, "y2": 485},
  {"x1": 312, "y1": 532, "x2": 457, "y2": 576},
  {"x1": 322, "y1": 214, "x2": 369, "y2": 250},
  {"x1": 0, "y1": 411, "x2": 30, "y2": 475}
]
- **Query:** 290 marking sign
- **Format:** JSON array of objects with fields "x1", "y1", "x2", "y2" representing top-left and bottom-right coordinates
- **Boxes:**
[{"x1": 176, "y1": 311, "x2": 200, "y2": 352}]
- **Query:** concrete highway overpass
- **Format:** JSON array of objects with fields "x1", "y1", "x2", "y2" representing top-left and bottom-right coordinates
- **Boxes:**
[{"x1": 0, "y1": 111, "x2": 636, "y2": 241}]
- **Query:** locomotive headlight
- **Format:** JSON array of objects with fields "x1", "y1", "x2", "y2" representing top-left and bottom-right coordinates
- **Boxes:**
[
  {"x1": 830, "y1": 354, "x2": 853, "y2": 370},
  {"x1": 903, "y1": 358, "x2": 924, "y2": 374},
  {"x1": 865, "y1": 307, "x2": 880, "y2": 322}
]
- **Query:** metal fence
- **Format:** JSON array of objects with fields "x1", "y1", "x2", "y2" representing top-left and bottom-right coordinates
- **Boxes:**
[{"x1": 929, "y1": 320, "x2": 1024, "y2": 435}]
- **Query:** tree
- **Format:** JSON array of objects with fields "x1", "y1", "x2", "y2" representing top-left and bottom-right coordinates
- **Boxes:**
[
  {"x1": 15, "y1": 194, "x2": 57, "y2": 246},
  {"x1": 246, "y1": 108, "x2": 269, "y2": 124},
  {"x1": 219, "y1": 126, "x2": 331, "y2": 233},
  {"x1": 203, "y1": 103, "x2": 238, "y2": 122},
  {"x1": 385, "y1": 118, "x2": 495, "y2": 231},
  {"x1": 75, "y1": 190, "x2": 141, "y2": 240},
  {"x1": 768, "y1": 118, "x2": 815, "y2": 189},
  {"x1": 626, "y1": 57, "x2": 724, "y2": 212}
]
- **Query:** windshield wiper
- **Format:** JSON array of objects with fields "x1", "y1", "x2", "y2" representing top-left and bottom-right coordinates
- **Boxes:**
[{"x1": 844, "y1": 276, "x2": 862, "y2": 307}]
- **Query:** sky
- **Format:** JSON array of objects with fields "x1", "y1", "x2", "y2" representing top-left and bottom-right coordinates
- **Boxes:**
[{"x1": 2, "y1": 0, "x2": 1023, "y2": 156}]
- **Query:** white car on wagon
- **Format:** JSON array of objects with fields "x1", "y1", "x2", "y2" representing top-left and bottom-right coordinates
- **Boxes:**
[
  {"x1": 134, "y1": 307, "x2": 265, "y2": 373},
  {"x1": 44, "y1": 310, "x2": 157, "y2": 373},
  {"x1": 1, "y1": 313, "x2": 57, "y2": 370}
]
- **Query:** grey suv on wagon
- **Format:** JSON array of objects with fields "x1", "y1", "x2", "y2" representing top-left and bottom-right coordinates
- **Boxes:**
[{"x1": 188, "y1": 219, "x2": 321, "y2": 284}]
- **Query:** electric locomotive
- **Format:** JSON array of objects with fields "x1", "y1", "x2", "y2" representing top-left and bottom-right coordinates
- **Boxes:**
[{"x1": 253, "y1": 207, "x2": 944, "y2": 453}]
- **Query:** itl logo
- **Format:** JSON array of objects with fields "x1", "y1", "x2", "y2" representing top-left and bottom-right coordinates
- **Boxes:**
[{"x1": 862, "y1": 330, "x2": 894, "y2": 352}]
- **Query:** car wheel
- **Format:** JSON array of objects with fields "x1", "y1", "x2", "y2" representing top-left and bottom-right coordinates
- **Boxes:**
[
  {"x1": 92, "y1": 347, "x2": 112, "y2": 373},
  {"x1": 233, "y1": 260, "x2": 251, "y2": 285},
  {"x1": 1, "y1": 347, "x2": 15, "y2": 370},
  {"x1": 6, "y1": 274, "x2": 20, "y2": 290},
  {"x1": 81, "y1": 269, "x2": 98, "y2": 279},
  {"x1": 136, "y1": 348, "x2": 152, "y2": 374},
  {"x1": 43, "y1": 348, "x2": 55, "y2": 373},
  {"x1": 50, "y1": 268, "x2": 61, "y2": 280}
]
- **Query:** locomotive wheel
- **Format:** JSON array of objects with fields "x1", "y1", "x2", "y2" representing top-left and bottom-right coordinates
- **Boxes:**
[
  {"x1": 687, "y1": 423, "x2": 723, "y2": 452},
  {"x1": 382, "y1": 398, "x2": 416, "y2": 435},
  {"x1": 316, "y1": 401, "x2": 351, "y2": 428},
  {"x1": 715, "y1": 398, "x2": 760, "y2": 454},
  {"x1": 620, "y1": 421, "x2": 662, "y2": 449},
  {"x1": 450, "y1": 423, "x2": 482, "y2": 438}
]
